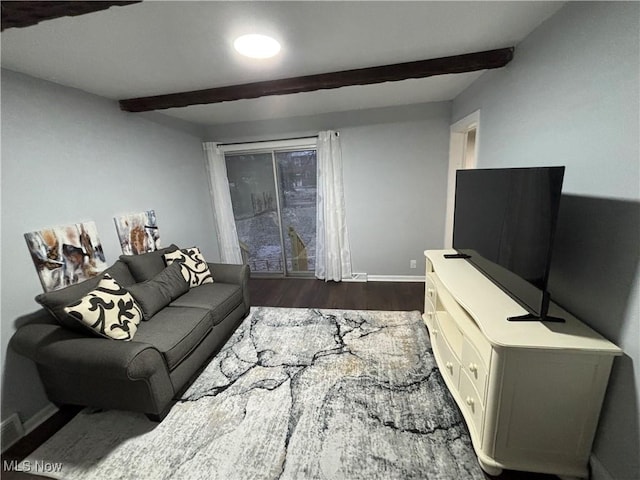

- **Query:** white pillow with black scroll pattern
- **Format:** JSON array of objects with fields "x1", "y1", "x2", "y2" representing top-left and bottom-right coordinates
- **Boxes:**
[
  {"x1": 164, "y1": 247, "x2": 214, "y2": 288},
  {"x1": 63, "y1": 274, "x2": 142, "y2": 340}
]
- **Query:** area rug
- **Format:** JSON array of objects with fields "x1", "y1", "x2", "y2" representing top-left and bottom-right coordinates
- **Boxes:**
[{"x1": 21, "y1": 307, "x2": 484, "y2": 480}]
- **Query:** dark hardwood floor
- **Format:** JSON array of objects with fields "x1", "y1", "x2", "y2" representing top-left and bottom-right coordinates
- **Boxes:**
[
  {"x1": 250, "y1": 277, "x2": 424, "y2": 311},
  {"x1": 2, "y1": 278, "x2": 559, "y2": 480}
]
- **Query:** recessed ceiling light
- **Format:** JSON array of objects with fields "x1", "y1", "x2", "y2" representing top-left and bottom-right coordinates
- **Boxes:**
[{"x1": 234, "y1": 34, "x2": 281, "y2": 59}]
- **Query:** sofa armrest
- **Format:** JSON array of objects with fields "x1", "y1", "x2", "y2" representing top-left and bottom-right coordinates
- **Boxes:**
[
  {"x1": 209, "y1": 263, "x2": 250, "y2": 309},
  {"x1": 10, "y1": 323, "x2": 166, "y2": 381},
  {"x1": 209, "y1": 263, "x2": 248, "y2": 285}
]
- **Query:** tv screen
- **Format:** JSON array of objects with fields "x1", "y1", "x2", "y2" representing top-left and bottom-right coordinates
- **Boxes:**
[{"x1": 452, "y1": 166, "x2": 565, "y2": 321}]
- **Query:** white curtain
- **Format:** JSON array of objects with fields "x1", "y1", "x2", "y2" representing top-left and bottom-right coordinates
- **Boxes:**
[
  {"x1": 203, "y1": 142, "x2": 243, "y2": 264},
  {"x1": 315, "y1": 131, "x2": 352, "y2": 281}
]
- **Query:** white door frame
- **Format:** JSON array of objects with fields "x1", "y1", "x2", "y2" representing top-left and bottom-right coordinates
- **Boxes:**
[{"x1": 444, "y1": 110, "x2": 480, "y2": 248}]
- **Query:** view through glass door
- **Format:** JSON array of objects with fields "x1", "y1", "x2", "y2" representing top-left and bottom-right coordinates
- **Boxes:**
[{"x1": 225, "y1": 147, "x2": 317, "y2": 276}]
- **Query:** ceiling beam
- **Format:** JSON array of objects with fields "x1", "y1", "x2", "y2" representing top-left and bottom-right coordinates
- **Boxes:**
[
  {"x1": 1, "y1": 1, "x2": 141, "y2": 31},
  {"x1": 119, "y1": 47, "x2": 514, "y2": 112}
]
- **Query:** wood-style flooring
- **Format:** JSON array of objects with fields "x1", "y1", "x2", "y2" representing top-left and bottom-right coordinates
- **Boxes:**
[
  {"x1": 250, "y1": 277, "x2": 424, "y2": 311},
  {"x1": 2, "y1": 278, "x2": 559, "y2": 480}
]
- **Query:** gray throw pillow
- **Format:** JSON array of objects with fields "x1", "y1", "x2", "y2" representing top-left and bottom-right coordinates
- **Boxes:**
[
  {"x1": 119, "y1": 244, "x2": 179, "y2": 282},
  {"x1": 126, "y1": 262, "x2": 189, "y2": 320}
]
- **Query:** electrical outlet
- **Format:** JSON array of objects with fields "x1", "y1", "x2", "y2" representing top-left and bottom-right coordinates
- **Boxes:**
[{"x1": 410, "y1": 259, "x2": 417, "y2": 269}]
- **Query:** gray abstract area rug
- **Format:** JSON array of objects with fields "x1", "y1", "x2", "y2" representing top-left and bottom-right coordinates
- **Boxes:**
[{"x1": 22, "y1": 307, "x2": 485, "y2": 480}]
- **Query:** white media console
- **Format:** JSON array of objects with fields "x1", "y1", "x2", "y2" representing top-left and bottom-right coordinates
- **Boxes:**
[{"x1": 423, "y1": 250, "x2": 622, "y2": 478}]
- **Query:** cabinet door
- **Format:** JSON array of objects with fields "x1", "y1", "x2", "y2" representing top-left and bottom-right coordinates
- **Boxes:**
[{"x1": 494, "y1": 350, "x2": 614, "y2": 471}]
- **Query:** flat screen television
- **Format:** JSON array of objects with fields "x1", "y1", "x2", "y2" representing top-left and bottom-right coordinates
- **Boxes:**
[{"x1": 451, "y1": 166, "x2": 565, "y2": 322}]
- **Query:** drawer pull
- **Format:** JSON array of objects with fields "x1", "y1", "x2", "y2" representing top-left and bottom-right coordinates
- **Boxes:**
[
  {"x1": 446, "y1": 361, "x2": 454, "y2": 371},
  {"x1": 428, "y1": 288, "x2": 436, "y2": 297},
  {"x1": 468, "y1": 363, "x2": 478, "y2": 374},
  {"x1": 466, "y1": 396, "x2": 475, "y2": 410}
]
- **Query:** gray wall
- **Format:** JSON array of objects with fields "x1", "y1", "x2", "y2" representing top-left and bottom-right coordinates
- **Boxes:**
[
  {"x1": 452, "y1": 3, "x2": 639, "y2": 479},
  {"x1": 206, "y1": 102, "x2": 451, "y2": 277},
  {"x1": 1, "y1": 69, "x2": 218, "y2": 424}
]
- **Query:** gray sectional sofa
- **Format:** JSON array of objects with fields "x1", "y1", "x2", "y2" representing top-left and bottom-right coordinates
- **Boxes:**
[{"x1": 10, "y1": 245, "x2": 250, "y2": 421}]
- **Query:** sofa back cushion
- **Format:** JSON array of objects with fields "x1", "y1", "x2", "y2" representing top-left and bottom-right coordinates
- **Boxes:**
[
  {"x1": 126, "y1": 262, "x2": 189, "y2": 321},
  {"x1": 119, "y1": 244, "x2": 179, "y2": 282},
  {"x1": 35, "y1": 260, "x2": 137, "y2": 332}
]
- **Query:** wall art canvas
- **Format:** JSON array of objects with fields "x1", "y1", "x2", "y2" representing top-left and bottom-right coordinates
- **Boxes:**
[
  {"x1": 24, "y1": 221, "x2": 108, "y2": 292},
  {"x1": 114, "y1": 210, "x2": 160, "y2": 255}
]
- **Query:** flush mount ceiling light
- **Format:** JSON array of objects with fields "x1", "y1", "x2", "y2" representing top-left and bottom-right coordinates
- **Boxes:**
[{"x1": 234, "y1": 34, "x2": 281, "y2": 59}]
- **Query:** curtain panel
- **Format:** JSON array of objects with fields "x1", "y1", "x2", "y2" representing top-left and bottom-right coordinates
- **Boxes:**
[
  {"x1": 203, "y1": 142, "x2": 243, "y2": 264},
  {"x1": 315, "y1": 131, "x2": 353, "y2": 281}
]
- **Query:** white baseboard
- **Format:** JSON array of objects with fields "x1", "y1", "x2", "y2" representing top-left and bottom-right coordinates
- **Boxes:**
[
  {"x1": 343, "y1": 273, "x2": 368, "y2": 282},
  {"x1": 1, "y1": 402, "x2": 60, "y2": 452},
  {"x1": 1, "y1": 413, "x2": 24, "y2": 452},
  {"x1": 0, "y1": 403, "x2": 58, "y2": 452},
  {"x1": 367, "y1": 275, "x2": 425, "y2": 282},
  {"x1": 343, "y1": 274, "x2": 425, "y2": 283},
  {"x1": 23, "y1": 403, "x2": 59, "y2": 435},
  {"x1": 590, "y1": 453, "x2": 615, "y2": 480}
]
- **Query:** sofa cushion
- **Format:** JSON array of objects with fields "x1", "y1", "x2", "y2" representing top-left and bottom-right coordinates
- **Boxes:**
[
  {"x1": 104, "y1": 260, "x2": 138, "y2": 287},
  {"x1": 35, "y1": 260, "x2": 137, "y2": 332},
  {"x1": 120, "y1": 244, "x2": 179, "y2": 282},
  {"x1": 164, "y1": 247, "x2": 213, "y2": 288},
  {"x1": 133, "y1": 306, "x2": 212, "y2": 371},
  {"x1": 63, "y1": 274, "x2": 142, "y2": 341},
  {"x1": 126, "y1": 262, "x2": 189, "y2": 321},
  {"x1": 169, "y1": 283, "x2": 242, "y2": 326}
]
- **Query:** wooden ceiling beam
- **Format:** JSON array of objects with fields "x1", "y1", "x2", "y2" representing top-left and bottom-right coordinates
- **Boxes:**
[
  {"x1": 1, "y1": 1, "x2": 141, "y2": 31},
  {"x1": 119, "y1": 47, "x2": 514, "y2": 112}
]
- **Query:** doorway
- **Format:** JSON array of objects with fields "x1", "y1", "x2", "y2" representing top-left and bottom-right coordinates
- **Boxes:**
[{"x1": 444, "y1": 110, "x2": 480, "y2": 247}]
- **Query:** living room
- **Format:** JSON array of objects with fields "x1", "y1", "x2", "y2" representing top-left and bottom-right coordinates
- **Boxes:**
[{"x1": 1, "y1": 2, "x2": 638, "y2": 480}]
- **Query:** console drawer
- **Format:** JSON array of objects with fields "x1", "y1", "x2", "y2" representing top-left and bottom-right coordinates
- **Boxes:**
[
  {"x1": 462, "y1": 337, "x2": 489, "y2": 404},
  {"x1": 459, "y1": 370, "x2": 485, "y2": 441},
  {"x1": 423, "y1": 298, "x2": 436, "y2": 331},
  {"x1": 426, "y1": 273, "x2": 438, "y2": 304},
  {"x1": 433, "y1": 317, "x2": 461, "y2": 389}
]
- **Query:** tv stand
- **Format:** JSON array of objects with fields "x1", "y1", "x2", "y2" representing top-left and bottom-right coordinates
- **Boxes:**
[{"x1": 423, "y1": 250, "x2": 622, "y2": 478}]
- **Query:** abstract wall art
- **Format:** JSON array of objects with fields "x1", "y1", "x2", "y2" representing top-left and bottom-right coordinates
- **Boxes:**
[
  {"x1": 24, "y1": 221, "x2": 108, "y2": 292},
  {"x1": 114, "y1": 210, "x2": 160, "y2": 255}
]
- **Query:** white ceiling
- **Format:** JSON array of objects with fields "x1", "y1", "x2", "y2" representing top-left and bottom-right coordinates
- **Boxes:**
[{"x1": 0, "y1": 1, "x2": 564, "y2": 126}]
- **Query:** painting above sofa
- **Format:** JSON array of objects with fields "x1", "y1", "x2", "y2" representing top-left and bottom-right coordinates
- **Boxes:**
[
  {"x1": 114, "y1": 209, "x2": 160, "y2": 255},
  {"x1": 24, "y1": 220, "x2": 108, "y2": 292}
]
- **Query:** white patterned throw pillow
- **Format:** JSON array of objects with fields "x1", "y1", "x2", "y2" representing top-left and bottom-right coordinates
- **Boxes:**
[
  {"x1": 63, "y1": 274, "x2": 142, "y2": 341},
  {"x1": 164, "y1": 247, "x2": 213, "y2": 288}
]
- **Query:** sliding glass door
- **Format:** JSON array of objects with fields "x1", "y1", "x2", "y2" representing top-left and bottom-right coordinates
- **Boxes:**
[{"x1": 225, "y1": 146, "x2": 317, "y2": 276}]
